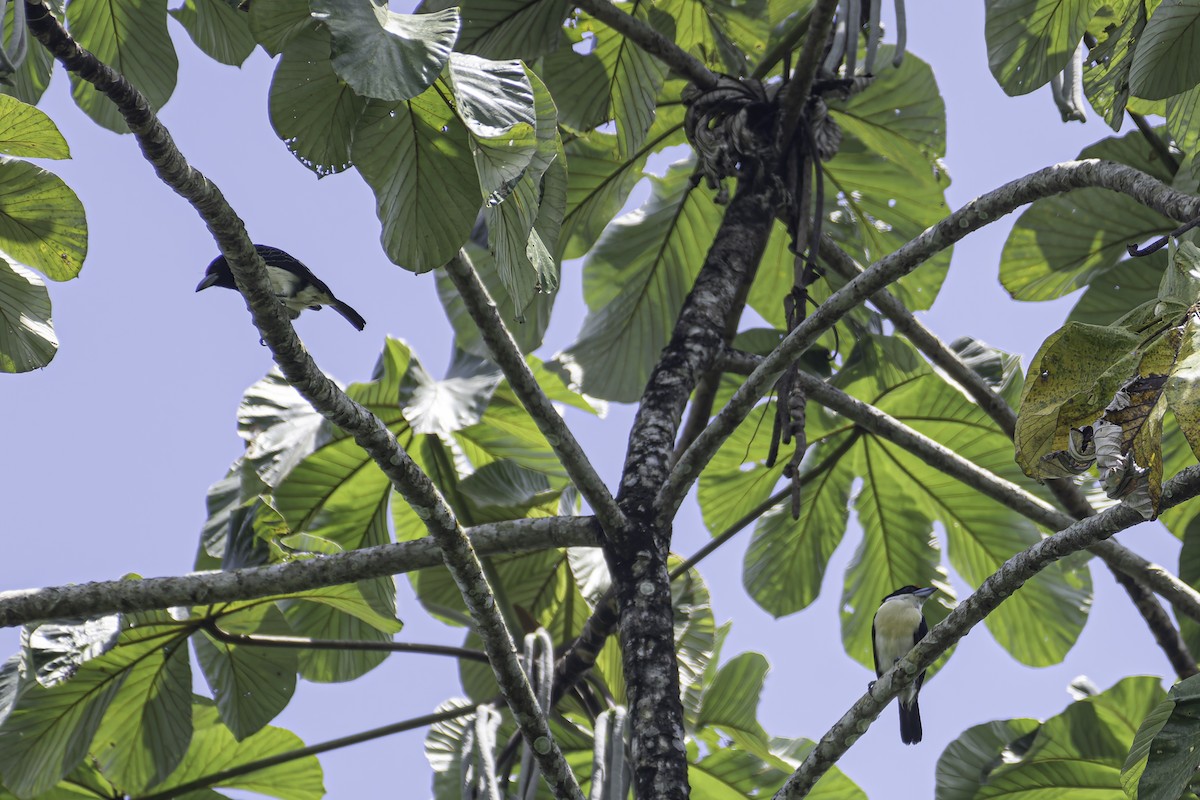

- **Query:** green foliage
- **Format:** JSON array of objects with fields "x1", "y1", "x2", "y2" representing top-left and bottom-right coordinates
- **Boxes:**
[{"x1": 12, "y1": 0, "x2": 1200, "y2": 796}]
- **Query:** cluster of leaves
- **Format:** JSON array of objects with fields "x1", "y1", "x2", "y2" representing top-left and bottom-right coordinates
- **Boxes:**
[{"x1": 0, "y1": 90, "x2": 85, "y2": 372}]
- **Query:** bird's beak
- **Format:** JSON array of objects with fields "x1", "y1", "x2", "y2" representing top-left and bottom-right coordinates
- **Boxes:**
[
  {"x1": 913, "y1": 587, "x2": 936, "y2": 598},
  {"x1": 195, "y1": 273, "x2": 219, "y2": 292}
]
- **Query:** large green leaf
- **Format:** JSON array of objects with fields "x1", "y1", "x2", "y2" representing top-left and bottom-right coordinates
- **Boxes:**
[
  {"x1": 0, "y1": 618, "x2": 187, "y2": 798},
  {"x1": 434, "y1": 242, "x2": 554, "y2": 357},
  {"x1": 171, "y1": 0, "x2": 256, "y2": 66},
  {"x1": 695, "y1": 652, "x2": 769, "y2": 744},
  {"x1": 540, "y1": 1, "x2": 668, "y2": 156},
  {"x1": 936, "y1": 719, "x2": 1041, "y2": 800},
  {"x1": 0, "y1": 259, "x2": 56, "y2": 372},
  {"x1": 882, "y1": 375, "x2": 1092, "y2": 665},
  {"x1": 1128, "y1": 673, "x2": 1200, "y2": 800},
  {"x1": 425, "y1": 0, "x2": 569, "y2": 59},
  {"x1": 89, "y1": 615, "x2": 192, "y2": 795},
  {"x1": 0, "y1": 95, "x2": 69, "y2": 159},
  {"x1": 352, "y1": 88, "x2": 479, "y2": 273},
  {"x1": 985, "y1": 0, "x2": 1095, "y2": 96},
  {"x1": 447, "y1": 53, "x2": 537, "y2": 201},
  {"x1": 1084, "y1": 0, "x2": 1149, "y2": 129},
  {"x1": 192, "y1": 603, "x2": 297, "y2": 741},
  {"x1": 978, "y1": 677, "x2": 1164, "y2": 798},
  {"x1": 1067, "y1": 250, "x2": 1167, "y2": 326},
  {"x1": 66, "y1": 0, "x2": 178, "y2": 133},
  {"x1": 311, "y1": 0, "x2": 459, "y2": 102},
  {"x1": 654, "y1": 0, "x2": 769, "y2": 75},
  {"x1": 0, "y1": 0, "x2": 55, "y2": 104},
  {"x1": 559, "y1": 105, "x2": 686, "y2": 259},
  {"x1": 1167, "y1": 82, "x2": 1200, "y2": 156},
  {"x1": 1000, "y1": 128, "x2": 1176, "y2": 301},
  {"x1": 269, "y1": 24, "x2": 367, "y2": 176},
  {"x1": 563, "y1": 163, "x2": 722, "y2": 402},
  {"x1": 1129, "y1": 0, "x2": 1200, "y2": 100},
  {"x1": 822, "y1": 135, "x2": 951, "y2": 311},
  {"x1": 247, "y1": 0, "x2": 311, "y2": 55},
  {"x1": 828, "y1": 47, "x2": 945, "y2": 182},
  {"x1": 0, "y1": 159, "x2": 86, "y2": 281},
  {"x1": 839, "y1": 337, "x2": 1089, "y2": 666},
  {"x1": 152, "y1": 700, "x2": 324, "y2": 800},
  {"x1": 476, "y1": 65, "x2": 562, "y2": 315},
  {"x1": 697, "y1": 398, "x2": 787, "y2": 537}
]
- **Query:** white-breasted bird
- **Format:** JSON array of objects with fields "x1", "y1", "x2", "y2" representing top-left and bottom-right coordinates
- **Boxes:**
[{"x1": 872, "y1": 585, "x2": 936, "y2": 744}]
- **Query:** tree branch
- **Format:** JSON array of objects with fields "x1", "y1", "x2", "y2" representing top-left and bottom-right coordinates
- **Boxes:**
[
  {"x1": 774, "y1": 464, "x2": 1200, "y2": 800},
  {"x1": 443, "y1": 251, "x2": 626, "y2": 536},
  {"x1": 200, "y1": 619, "x2": 492, "y2": 662},
  {"x1": 0, "y1": 517, "x2": 600, "y2": 628},
  {"x1": 572, "y1": 0, "x2": 718, "y2": 90},
  {"x1": 661, "y1": 159, "x2": 1200, "y2": 523},
  {"x1": 1106, "y1": 567, "x2": 1198, "y2": 679},
  {"x1": 776, "y1": 0, "x2": 840, "y2": 147},
  {"x1": 605, "y1": 174, "x2": 778, "y2": 799}
]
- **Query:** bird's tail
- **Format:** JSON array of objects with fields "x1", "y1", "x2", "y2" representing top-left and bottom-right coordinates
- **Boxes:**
[
  {"x1": 331, "y1": 300, "x2": 367, "y2": 331},
  {"x1": 899, "y1": 698, "x2": 922, "y2": 745}
]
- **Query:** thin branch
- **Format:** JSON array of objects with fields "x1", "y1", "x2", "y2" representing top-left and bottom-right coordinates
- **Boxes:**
[
  {"x1": 138, "y1": 704, "x2": 477, "y2": 800},
  {"x1": 1106, "y1": 567, "x2": 1198, "y2": 679},
  {"x1": 817, "y1": 236, "x2": 1198, "y2": 668},
  {"x1": 200, "y1": 619, "x2": 492, "y2": 663},
  {"x1": 572, "y1": 0, "x2": 718, "y2": 90},
  {"x1": 776, "y1": 0, "x2": 840, "y2": 148},
  {"x1": 0, "y1": 517, "x2": 601, "y2": 629},
  {"x1": 443, "y1": 251, "x2": 626, "y2": 536},
  {"x1": 1129, "y1": 110, "x2": 1180, "y2": 174},
  {"x1": 774, "y1": 464, "x2": 1200, "y2": 799},
  {"x1": 21, "y1": 7, "x2": 583, "y2": 795},
  {"x1": 661, "y1": 159, "x2": 1200, "y2": 523}
]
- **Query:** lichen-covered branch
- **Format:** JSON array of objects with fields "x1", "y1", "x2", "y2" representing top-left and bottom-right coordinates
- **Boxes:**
[
  {"x1": 0, "y1": 517, "x2": 600, "y2": 628},
  {"x1": 443, "y1": 251, "x2": 626, "y2": 536},
  {"x1": 22, "y1": 6, "x2": 583, "y2": 795},
  {"x1": 774, "y1": 464, "x2": 1200, "y2": 800},
  {"x1": 662, "y1": 159, "x2": 1200, "y2": 522}
]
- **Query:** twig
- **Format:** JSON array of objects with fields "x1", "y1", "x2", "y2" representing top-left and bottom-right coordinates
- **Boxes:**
[
  {"x1": 660, "y1": 159, "x2": 1200, "y2": 524},
  {"x1": 200, "y1": 619, "x2": 492, "y2": 662},
  {"x1": 773, "y1": 463, "x2": 1200, "y2": 799},
  {"x1": 572, "y1": 0, "x2": 718, "y2": 90},
  {"x1": 776, "y1": 0, "x2": 840, "y2": 148},
  {"x1": 0, "y1": 516, "x2": 601, "y2": 628},
  {"x1": 443, "y1": 251, "x2": 626, "y2": 536},
  {"x1": 1129, "y1": 110, "x2": 1180, "y2": 174}
]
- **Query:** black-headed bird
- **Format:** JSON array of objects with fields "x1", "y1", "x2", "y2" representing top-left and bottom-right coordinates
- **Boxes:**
[
  {"x1": 196, "y1": 244, "x2": 366, "y2": 330},
  {"x1": 872, "y1": 585, "x2": 936, "y2": 744}
]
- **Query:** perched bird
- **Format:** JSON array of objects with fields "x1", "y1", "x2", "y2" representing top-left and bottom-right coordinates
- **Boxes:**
[
  {"x1": 872, "y1": 585, "x2": 936, "y2": 745},
  {"x1": 196, "y1": 244, "x2": 366, "y2": 330}
]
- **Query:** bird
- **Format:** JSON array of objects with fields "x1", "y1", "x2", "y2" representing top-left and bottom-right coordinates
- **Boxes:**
[
  {"x1": 872, "y1": 585, "x2": 936, "y2": 745},
  {"x1": 195, "y1": 244, "x2": 366, "y2": 330}
]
